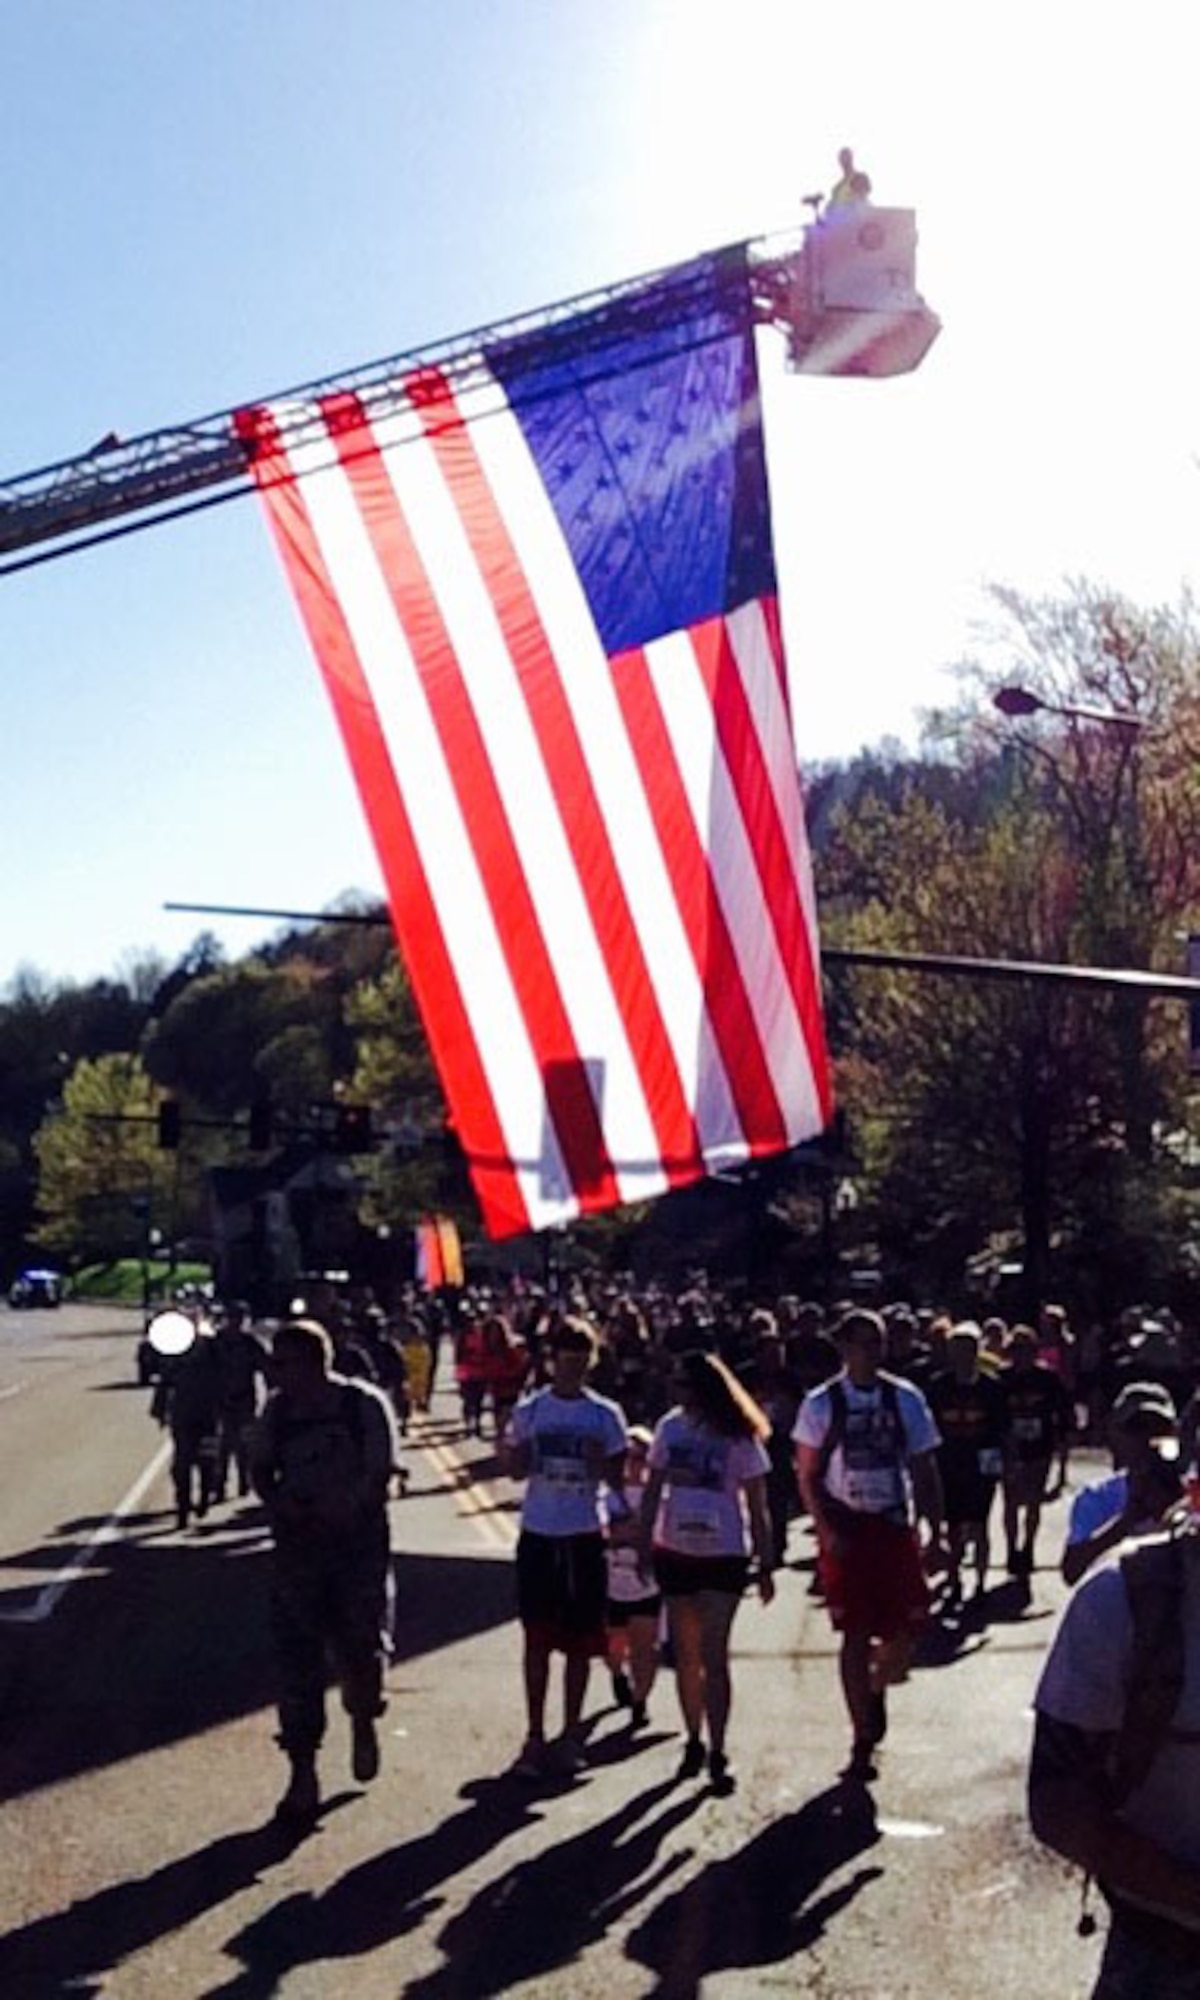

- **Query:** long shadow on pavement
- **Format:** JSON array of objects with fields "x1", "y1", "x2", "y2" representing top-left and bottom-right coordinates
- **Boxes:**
[
  {"x1": 624, "y1": 1778, "x2": 883, "y2": 1999},
  {"x1": 0, "y1": 1528, "x2": 516, "y2": 1806},
  {"x1": 0, "y1": 1816, "x2": 322, "y2": 1997},
  {"x1": 200, "y1": 1774, "x2": 559, "y2": 1999}
]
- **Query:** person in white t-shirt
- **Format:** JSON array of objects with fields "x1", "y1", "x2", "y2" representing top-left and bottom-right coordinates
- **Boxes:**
[
  {"x1": 1032, "y1": 1521, "x2": 1200, "y2": 1992},
  {"x1": 502, "y1": 1316, "x2": 627, "y2": 1778},
  {"x1": 794, "y1": 1308, "x2": 946, "y2": 1779},
  {"x1": 638, "y1": 1349, "x2": 775, "y2": 1795}
]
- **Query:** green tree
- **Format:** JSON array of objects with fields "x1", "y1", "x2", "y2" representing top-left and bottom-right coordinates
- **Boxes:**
[
  {"x1": 821, "y1": 581, "x2": 1200, "y2": 1309},
  {"x1": 32, "y1": 1054, "x2": 177, "y2": 1262},
  {"x1": 345, "y1": 961, "x2": 463, "y2": 1231}
]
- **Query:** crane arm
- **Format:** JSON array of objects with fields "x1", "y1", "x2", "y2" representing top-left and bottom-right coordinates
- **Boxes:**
[{"x1": 0, "y1": 224, "x2": 938, "y2": 573}]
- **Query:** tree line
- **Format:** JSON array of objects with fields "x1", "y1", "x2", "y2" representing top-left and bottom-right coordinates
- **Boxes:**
[{"x1": 4, "y1": 582, "x2": 1200, "y2": 1316}]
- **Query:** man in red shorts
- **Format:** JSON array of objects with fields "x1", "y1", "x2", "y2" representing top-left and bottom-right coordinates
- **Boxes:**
[{"x1": 794, "y1": 1308, "x2": 947, "y2": 1779}]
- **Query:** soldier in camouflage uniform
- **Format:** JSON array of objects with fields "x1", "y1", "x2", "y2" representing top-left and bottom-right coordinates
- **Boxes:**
[{"x1": 250, "y1": 1318, "x2": 398, "y2": 1826}]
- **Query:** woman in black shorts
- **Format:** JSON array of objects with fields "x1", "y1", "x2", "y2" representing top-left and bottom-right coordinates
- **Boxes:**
[{"x1": 638, "y1": 1351, "x2": 775, "y2": 1793}]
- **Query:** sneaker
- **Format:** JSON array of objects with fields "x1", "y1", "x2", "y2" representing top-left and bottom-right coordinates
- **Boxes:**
[
  {"x1": 629, "y1": 1699, "x2": 649, "y2": 1730},
  {"x1": 274, "y1": 1760, "x2": 320, "y2": 1826},
  {"x1": 708, "y1": 1750, "x2": 735, "y2": 1797},
  {"x1": 845, "y1": 1740, "x2": 877, "y2": 1783},
  {"x1": 511, "y1": 1738, "x2": 549, "y2": 1779},
  {"x1": 351, "y1": 1717, "x2": 380, "y2": 1783},
  {"x1": 553, "y1": 1734, "x2": 589, "y2": 1775},
  {"x1": 678, "y1": 1735, "x2": 705, "y2": 1780},
  {"x1": 611, "y1": 1667, "x2": 633, "y2": 1708}
]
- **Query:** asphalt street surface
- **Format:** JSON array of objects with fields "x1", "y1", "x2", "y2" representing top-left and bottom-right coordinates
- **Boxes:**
[{"x1": 0, "y1": 1304, "x2": 1098, "y2": 1998}]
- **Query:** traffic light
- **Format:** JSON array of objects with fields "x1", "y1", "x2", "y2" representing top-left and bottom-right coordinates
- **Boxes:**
[
  {"x1": 157, "y1": 1099, "x2": 181, "y2": 1150},
  {"x1": 249, "y1": 1096, "x2": 274, "y2": 1150},
  {"x1": 333, "y1": 1103, "x2": 373, "y2": 1154}
]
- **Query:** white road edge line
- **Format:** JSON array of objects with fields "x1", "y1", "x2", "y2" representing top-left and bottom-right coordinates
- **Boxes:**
[{"x1": 0, "y1": 1437, "x2": 173, "y2": 1626}]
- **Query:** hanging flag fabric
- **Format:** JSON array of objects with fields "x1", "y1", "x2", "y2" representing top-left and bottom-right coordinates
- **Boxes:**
[
  {"x1": 238, "y1": 248, "x2": 831, "y2": 1238},
  {"x1": 414, "y1": 1214, "x2": 463, "y2": 1289}
]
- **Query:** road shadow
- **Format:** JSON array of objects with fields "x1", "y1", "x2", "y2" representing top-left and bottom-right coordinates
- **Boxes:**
[
  {"x1": 203, "y1": 1774, "x2": 553, "y2": 1999},
  {"x1": 0, "y1": 1818, "x2": 315, "y2": 1997},
  {"x1": 0, "y1": 1524, "x2": 517, "y2": 1805},
  {"x1": 624, "y1": 1778, "x2": 882, "y2": 1998}
]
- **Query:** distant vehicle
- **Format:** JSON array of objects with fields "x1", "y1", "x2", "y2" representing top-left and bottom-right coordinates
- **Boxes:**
[{"x1": 8, "y1": 1267, "x2": 65, "y2": 1309}]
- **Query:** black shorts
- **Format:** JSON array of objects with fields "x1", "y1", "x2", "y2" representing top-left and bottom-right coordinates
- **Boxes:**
[
  {"x1": 942, "y1": 1471, "x2": 999, "y2": 1528},
  {"x1": 516, "y1": 1530, "x2": 607, "y2": 1652},
  {"x1": 653, "y1": 1550, "x2": 750, "y2": 1598},
  {"x1": 606, "y1": 1594, "x2": 662, "y2": 1627}
]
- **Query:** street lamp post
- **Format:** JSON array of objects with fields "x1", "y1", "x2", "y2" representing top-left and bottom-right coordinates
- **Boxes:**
[
  {"x1": 992, "y1": 678, "x2": 1152, "y2": 1313},
  {"x1": 992, "y1": 685, "x2": 1147, "y2": 732}
]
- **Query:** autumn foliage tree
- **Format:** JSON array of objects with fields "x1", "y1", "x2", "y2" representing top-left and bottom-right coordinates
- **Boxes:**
[{"x1": 819, "y1": 581, "x2": 1200, "y2": 1309}]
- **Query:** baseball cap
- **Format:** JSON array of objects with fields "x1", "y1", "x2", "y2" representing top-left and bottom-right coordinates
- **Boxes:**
[{"x1": 1111, "y1": 1380, "x2": 1178, "y2": 1428}]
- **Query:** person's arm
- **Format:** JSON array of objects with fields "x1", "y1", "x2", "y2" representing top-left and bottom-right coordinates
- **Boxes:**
[
  {"x1": 1030, "y1": 1712, "x2": 1200, "y2": 1926},
  {"x1": 910, "y1": 1447, "x2": 948, "y2": 1564},
  {"x1": 246, "y1": 1404, "x2": 280, "y2": 1505},
  {"x1": 1048, "y1": 1380, "x2": 1073, "y2": 1494},
  {"x1": 600, "y1": 1448, "x2": 627, "y2": 1506},
  {"x1": 499, "y1": 1403, "x2": 533, "y2": 1479},
  {"x1": 1061, "y1": 1488, "x2": 1139, "y2": 1587},
  {"x1": 637, "y1": 1465, "x2": 667, "y2": 1578},
  {"x1": 795, "y1": 1439, "x2": 841, "y2": 1557},
  {"x1": 743, "y1": 1473, "x2": 776, "y2": 1603},
  {"x1": 358, "y1": 1389, "x2": 399, "y2": 1503}
]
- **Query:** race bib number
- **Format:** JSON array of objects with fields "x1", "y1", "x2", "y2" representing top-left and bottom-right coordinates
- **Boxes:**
[
  {"x1": 843, "y1": 1468, "x2": 902, "y2": 1512},
  {"x1": 977, "y1": 1448, "x2": 1004, "y2": 1478},
  {"x1": 666, "y1": 1488, "x2": 724, "y2": 1554},
  {"x1": 539, "y1": 1453, "x2": 588, "y2": 1489},
  {"x1": 1012, "y1": 1417, "x2": 1043, "y2": 1444}
]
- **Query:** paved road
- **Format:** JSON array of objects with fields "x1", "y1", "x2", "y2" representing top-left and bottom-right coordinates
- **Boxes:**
[{"x1": 0, "y1": 1307, "x2": 1100, "y2": 1998}]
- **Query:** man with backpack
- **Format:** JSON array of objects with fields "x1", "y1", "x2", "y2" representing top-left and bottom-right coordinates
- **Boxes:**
[
  {"x1": 794, "y1": 1308, "x2": 947, "y2": 1779},
  {"x1": 250, "y1": 1317, "x2": 398, "y2": 1827},
  {"x1": 1031, "y1": 1510, "x2": 1200, "y2": 1994}
]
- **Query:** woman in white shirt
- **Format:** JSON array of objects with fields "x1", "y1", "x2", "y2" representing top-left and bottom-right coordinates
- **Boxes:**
[{"x1": 639, "y1": 1350, "x2": 775, "y2": 1794}]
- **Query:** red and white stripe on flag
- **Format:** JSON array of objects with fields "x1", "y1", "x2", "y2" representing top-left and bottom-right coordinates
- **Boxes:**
[{"x1": 237, "y1": 365, "x2": 830, "y2": 1238}]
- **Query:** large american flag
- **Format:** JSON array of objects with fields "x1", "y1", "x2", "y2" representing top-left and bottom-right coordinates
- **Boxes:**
[{"x1": 238, "y1": 248, "x2": 831, "y2": 1238}]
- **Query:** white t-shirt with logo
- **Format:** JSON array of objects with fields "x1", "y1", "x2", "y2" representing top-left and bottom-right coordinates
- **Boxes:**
[
  {"x1": 792, "y1": 1371, "x2": 939, "y2": 1523},
  {"x1": 510, "y1": 1386, "x2": 627, "y2": 1537},
  {"x1": 649, "y1": 1410, "x2": 771, "y2": 1558}
]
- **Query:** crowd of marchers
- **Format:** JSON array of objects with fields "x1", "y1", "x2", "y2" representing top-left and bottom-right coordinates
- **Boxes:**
[{"x1": 148, "y1": 1276, "x2": 1200, "y2": 1997}]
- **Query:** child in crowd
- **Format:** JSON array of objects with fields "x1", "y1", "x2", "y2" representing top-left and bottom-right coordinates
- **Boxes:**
[{"x1": 605, "y1": 1426, "x2": 660, "y2": 1728}]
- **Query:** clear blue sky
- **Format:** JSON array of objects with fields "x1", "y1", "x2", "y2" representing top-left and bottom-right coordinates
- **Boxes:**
[{"x1": 3, "y1": 1, "x2": 1199, "y2": 990}]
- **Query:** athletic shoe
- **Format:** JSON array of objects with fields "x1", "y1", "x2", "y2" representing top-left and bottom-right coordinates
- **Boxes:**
[
  {"x1": 630, "y1": 1699, "x2": 649, "y2": 1730},
  {"x1": 708, "y1": 1750, "x2": 735, "y2": 1797},
  {"x1": 611, "y1": 1667, "x2": 633, "y2": 1708},
  {"x1": 511, "y1": 1739, "x2": 550, "y2": 1779},
  {"x1": 351, "y1": 1717, "x2": 380, "y2": 1783},
  {"x1": 553, "y1": 1735, "x2": 589, "y2": 1775},
  {"x1": 845, "y1": 1740, "x2": 877, "y2": 1783},
  {"x1": 678, "y1": 1736, "x2": 705, "y2": 1780},
  {"x1": 274, "y1": 1760, "x2": 320, "y2": 1826}
]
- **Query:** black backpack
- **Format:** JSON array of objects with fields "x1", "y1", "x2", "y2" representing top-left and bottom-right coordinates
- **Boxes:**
[
  {"x1": 1111, "y1": 1526, "x2": 1191, "y2": 1804},
  {"x1": 816, "y1": 1372, "x2": 908, "y2": 1490}
]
